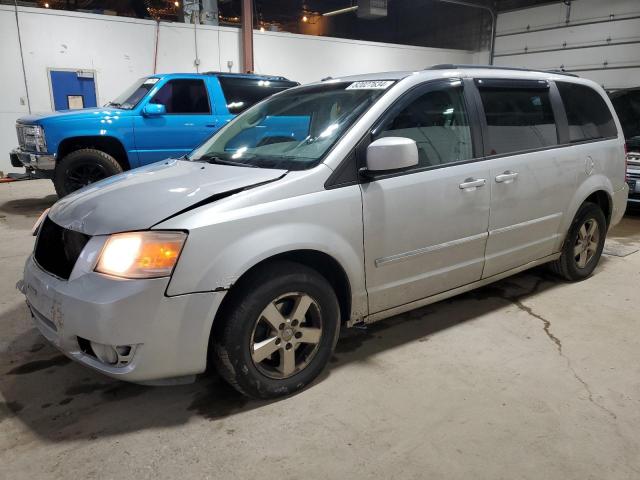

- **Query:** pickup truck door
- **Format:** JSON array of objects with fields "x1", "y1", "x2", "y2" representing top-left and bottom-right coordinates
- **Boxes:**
[{"x1": 133, "y1": 78, "x2": 218, "y2": 165}]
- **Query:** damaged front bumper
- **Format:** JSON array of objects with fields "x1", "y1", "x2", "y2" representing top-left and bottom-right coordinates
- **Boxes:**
[{"x1": 20, "y1": 254, "x2": 226, "y2": 384}]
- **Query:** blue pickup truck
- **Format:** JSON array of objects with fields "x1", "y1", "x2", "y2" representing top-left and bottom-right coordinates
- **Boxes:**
[{"x1": 11, "y1": 72, "x2": 298, "y2": 196}]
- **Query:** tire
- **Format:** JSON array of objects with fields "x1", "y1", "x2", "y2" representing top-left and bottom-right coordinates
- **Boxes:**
[
  {"x1": 54, "y1": 148, "x2": 123, "y2": 197},
  {"x1": 211, "y1": 261, "x2": 341, "y2": 399},
  {"x1": 550, "y1": 202, "x2": 607, "y2": 281}
]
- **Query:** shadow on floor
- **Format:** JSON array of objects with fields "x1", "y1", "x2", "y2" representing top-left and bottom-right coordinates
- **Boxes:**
[
  {"x1": 0, "y1": 194, "x2": 57, "y2": 218},
  {"x1": 0, "y1": 268, "x2": 563, "y2": 443}
]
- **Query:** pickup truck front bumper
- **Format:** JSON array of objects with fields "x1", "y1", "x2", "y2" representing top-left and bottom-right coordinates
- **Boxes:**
[{"x1": 10, "y1": 148, "x2": 55, "y2": 171}]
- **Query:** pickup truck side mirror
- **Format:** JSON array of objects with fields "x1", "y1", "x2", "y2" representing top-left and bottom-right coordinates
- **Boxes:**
[
  {"x1": 363, "y1": 137, "x2": 419, "y2": 176},
  {"x1": 142, "y1": 103, "x2": 166, "y2": 117}
]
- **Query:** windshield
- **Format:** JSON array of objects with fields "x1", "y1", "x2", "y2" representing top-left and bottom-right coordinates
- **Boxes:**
[
  {"x1": 189, "y1": 80, "x2": 394, "y2": 170},
  {"x1": 107, "y1": 77, "x2": 160, "y2": 109}
]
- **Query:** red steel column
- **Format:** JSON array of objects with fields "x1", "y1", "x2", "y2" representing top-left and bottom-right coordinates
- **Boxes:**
[{"x1": 241, "y1": 0, "x2": 254, "y2": 73}]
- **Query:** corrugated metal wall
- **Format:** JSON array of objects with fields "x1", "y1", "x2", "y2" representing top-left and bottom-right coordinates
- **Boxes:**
[{"x1": 494, "y1": 0, "x2": 640, "y2": 90}]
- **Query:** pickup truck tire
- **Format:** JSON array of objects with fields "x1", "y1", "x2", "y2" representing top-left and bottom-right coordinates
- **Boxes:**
[
  {"x1": 211, "y1": 260, "x2": 340, "y2": 399},
  {"x1": 54, "y1": 148, "x2": 123, "y2": 197},
  {"x1": 550, "y1": 202, "x2": 606, "y2": 281}
]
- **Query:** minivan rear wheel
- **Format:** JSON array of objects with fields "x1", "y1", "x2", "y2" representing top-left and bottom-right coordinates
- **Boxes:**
[
  {"x1": 211, "y1": 261, "x2": 340, "y2": 399},
  {"x1": 550, "y1": 202, "x2": 606, "y2": 281}
]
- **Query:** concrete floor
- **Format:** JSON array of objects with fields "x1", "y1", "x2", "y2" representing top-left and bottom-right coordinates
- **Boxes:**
[{"x1": 1, "y1": 179, "x2": 640, "y2": 480}]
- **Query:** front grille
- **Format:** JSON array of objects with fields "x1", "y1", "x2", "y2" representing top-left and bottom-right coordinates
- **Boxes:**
[{"x1": 34, "y1": 217, "x2": 91, "y2": 280}]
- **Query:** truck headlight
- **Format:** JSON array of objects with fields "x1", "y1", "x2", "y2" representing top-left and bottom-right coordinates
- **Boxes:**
[
  {"x1": 95, "y1": 231, "x2": 187, "y2": 279},
  {"x1": 21, "y1": 125, "x2": 47, "y2": 152}
]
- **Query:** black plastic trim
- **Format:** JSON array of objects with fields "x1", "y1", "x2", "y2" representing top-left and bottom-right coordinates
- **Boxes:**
[
  {"x1": 475, "y1": 78, "x2": 550, "y2": 90},
  {"x1": 324, "y1": 150, "x2": 358, "y2": 189}
]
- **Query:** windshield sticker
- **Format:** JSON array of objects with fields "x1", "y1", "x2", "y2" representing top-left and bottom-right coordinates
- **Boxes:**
[
  {"x1": 346, "y1": 80, "x2": 394, "y2": 90},
  {"x1": 144, "y1": 78, "x2": 160, "y2": 85}
]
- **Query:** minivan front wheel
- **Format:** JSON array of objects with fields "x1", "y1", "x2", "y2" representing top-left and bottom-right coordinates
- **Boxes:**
[
  {"x1": 551, "y1": 202, "x2": 606, "y2": 281},
  {"x1": 212, "y1": 261, "x2": 340, "y2": 399}
]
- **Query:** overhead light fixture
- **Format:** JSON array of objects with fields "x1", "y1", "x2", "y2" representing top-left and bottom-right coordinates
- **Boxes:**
[
  {"x1": 174, "y1": 1, "x2": 179, "y2": 6},
  {"x1": 322, "y1": 5, "x2": 358, "y2": 16},
  {"x1": 302, "y1": 15, "x2": 309, "y2": 22},
  {"x1": 44, "y1": 2, "x2": 50, "y2": 6}
]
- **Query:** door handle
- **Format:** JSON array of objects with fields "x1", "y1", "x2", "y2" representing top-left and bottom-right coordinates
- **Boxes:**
[
  {"x1": 459, "y1": 178, "x2": 486, "y2": 190},
  {"x1": 495, "y1": 171, "x2": 519, "y2": 183},
  {"x1": 205, "y1": 123, "x2": 217, "y2": 128}
]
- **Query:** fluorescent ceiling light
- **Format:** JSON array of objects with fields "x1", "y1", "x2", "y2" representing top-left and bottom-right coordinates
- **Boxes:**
[{"x1": 322, "y1": 6, "x2": 358, "y2": 17}]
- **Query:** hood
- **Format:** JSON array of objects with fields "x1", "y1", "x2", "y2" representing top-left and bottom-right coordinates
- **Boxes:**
[
  {"x1": 18, "y1": 107, "x2": 130, "y2": 125},
  {"x1": 49, "y1": 159, "x2": 287, "y2": 235}
]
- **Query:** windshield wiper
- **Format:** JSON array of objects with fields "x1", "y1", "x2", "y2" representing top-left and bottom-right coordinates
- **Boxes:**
[
  {"x1": 107, "y1": 102, "x2": 122, "y2": 107},
  {"x1": 199, "y1": 155, "x2": 258, "y2": 168}
]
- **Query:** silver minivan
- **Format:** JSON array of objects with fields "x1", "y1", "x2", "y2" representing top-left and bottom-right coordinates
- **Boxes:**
[{"x1": 20, "y1": 66, "x2": 628, "y2": 398}]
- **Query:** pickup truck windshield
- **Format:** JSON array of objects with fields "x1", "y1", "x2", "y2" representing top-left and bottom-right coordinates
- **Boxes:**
[
  {"x1": 108, "y1": 77, "x2": 159, "y2": 109},
  {"x1": 189, "y1": 81, "x2": 394, "y2": 170}
]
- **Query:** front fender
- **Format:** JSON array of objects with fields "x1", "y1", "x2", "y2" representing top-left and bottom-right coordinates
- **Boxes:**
[
  {"x1": 38, "y1": 112, "x2": 134, "y2": 162},
  {"x1": 161, "y1": 185, "x2": 368, "y2": 322}
]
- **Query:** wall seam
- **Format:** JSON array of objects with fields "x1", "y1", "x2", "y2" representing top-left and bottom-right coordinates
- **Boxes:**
[{"x1": 13, "y1": 0, "x2": 31, "y2": 114}]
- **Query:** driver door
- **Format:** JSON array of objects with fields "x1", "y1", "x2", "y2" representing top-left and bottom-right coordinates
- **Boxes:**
[
  {"x1": 133, "y1": 78, "x2": 216, "y2": 165},
  {"x1": 361, "y1": 80, "x2": 490, "y2": 314}
]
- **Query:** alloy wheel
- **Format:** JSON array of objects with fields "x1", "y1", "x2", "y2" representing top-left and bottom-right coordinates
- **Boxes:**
[
  {"x1": 250, "y1": 292, "x2": 323, "y2": 379},
  {"x1": 573, "y1": 218, "x2": 600, "y2": 269}
]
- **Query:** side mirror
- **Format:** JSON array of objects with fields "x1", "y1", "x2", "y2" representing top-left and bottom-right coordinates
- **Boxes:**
[
  {"x1": 142, "y1": 103, "x2": 166, "y2": 117},
  {"x1": 364, "y1": 137, "x2": 419, "y2": 175}
]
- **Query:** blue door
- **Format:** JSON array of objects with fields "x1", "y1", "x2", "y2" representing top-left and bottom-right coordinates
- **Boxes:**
[
  {"x1": 50, "y1": 70, "x2": 97, "y2": 111},
  {"x1": 133, "y1": 78, "x2": 218, "y2": 165}
]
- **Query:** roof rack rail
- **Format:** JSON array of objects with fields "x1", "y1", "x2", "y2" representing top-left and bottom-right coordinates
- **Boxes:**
[
  {"x1": 203, "y1": 71, "x2": 291, "y2": 81},
  {"x1": 427, "y1": 64, "x2": 579, "y2": 77}
]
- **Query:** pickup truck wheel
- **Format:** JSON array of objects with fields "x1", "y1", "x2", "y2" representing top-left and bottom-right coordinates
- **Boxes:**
[
  {"x1": 550, "y1": 202, "x2": 606, "y2": 281},
  {"x1": 54, "y1": 148, "x2": 123, "y2": 197},
  {"x1": 211, "y1": 261, "x2": 340, "y2": 399}
]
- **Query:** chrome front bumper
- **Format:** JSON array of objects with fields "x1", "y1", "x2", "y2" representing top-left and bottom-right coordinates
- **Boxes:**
[
  {"x1": 20, "y1": 254, "x2": 226, "y2": 383},
  {"x1": 10, "y1": 148, "x2": 55, "y2": 170}
]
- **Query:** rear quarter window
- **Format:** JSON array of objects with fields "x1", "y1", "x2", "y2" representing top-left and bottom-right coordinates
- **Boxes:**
[
  {"x1": 478, "y1": 83, "x2": 558, "y2": 155},
  {"x1": 557, "y1": 82, "x2": 617, "y2": 142},
  {"x1": 218, "y1": 77, "x2": 298, "y2": 114}
]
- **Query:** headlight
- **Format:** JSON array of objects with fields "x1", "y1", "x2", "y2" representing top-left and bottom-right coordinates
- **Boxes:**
[
  {"x1": 95, "y1": 231, "x2": 187, "y2": 279},
  {"x1": 19, "y1": 124, "x2": 47, "y2": 152}
]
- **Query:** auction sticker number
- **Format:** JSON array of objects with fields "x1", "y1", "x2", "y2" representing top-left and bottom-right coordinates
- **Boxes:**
[{"x1": 346, "y1": 81, "x2": 394, "y2": 90}]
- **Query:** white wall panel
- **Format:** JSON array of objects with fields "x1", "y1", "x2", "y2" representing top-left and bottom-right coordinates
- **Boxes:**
[
  {"x1": 253, "y1": 30, "x2": 475, "y2": 84},
  {"x1": 155, "y1": 22, "x2": 198, "y2": 74},
  {"x1": 16, "y1": 7, "x2": 156, "y2": 111},
  {"x1": 0, "y1": 6, "x2": 29, "y2": 175}
]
